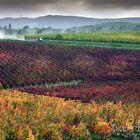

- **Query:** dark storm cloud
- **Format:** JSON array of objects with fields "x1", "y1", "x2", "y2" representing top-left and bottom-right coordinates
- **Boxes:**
[
  {"x1": 84, "y1": 0, "x2": 140, "y2": 9},
  {"x1": 0, "y1": 0, "x2": 140, "y2": 9},
  {"x1": 0, "y1": 0, "x2": 140, "y2": 18},
  {"x1": 0, "y1": 0, "x2": 57, "y2": 8}
]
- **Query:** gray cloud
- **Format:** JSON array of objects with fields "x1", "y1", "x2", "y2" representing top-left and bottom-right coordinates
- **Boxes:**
[
  {"x1": 0, "y1": 0, "x2": 140, "y2": 9},
  {"x1": 83, "y1": 0, "x2": 140, "y2": 9},
  {"x1": 0, "y1": 0, "x2": 56, "y2": 9},
  {"x1": 0, "y1": 0, "x2": 140, "y2": 17}
]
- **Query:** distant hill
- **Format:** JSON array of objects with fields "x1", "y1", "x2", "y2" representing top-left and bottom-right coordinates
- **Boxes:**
[
  {"x1": 66, "y1": 22, "x2": 140, "y2": 32},
  {"x1": 0, "y1": 15, "x2": 140, "y2": 28}
]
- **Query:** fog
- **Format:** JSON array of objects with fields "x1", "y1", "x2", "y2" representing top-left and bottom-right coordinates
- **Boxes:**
[
  {"x1": 0, "y1": 32, "x2": 24, "y2": 40},
  {"x1": 0, "y1": 32, "x2": 16, "y2": 39}
]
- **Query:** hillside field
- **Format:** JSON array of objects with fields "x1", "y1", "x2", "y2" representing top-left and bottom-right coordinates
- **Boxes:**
[
  {"x1": 0, "y1": 90, "x2": 140, "y2": 139},
  {"x1": 0, "y1": 32, "x2": 140, "y2": 139},
  {"x1": 25, "y1": 32, "x2": 140, "y2": 44},
  {"x1": 0, "y1": 41, "x2": 140, "y2": 89}
]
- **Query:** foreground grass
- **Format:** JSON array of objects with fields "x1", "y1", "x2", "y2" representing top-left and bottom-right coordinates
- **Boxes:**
[{"x1": 0, "y1": 90, "x2": 140, "y2": 140}]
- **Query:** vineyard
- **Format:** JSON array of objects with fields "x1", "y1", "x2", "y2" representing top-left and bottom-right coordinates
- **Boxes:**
[
  {"x1": 25, "y1": 32, "x2": 140, "y2": 44},
  {"x1": 0, "y1": 41, "x2": 140, "y2": 89},
  {"x1": 0, "y1": 90, "x2": 140, "y2": 139},
  {"x1": 0, "y1": 38, "x2": 140, "y2": 139},
  {"x1": 21, "y1": 81, "x2": 140, "y2": 103}
]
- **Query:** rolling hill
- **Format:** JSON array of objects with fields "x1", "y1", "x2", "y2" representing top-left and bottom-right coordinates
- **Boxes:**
[
  {"x1": 0, "y1": 15, "x2": 140, "y2": 28},
  {"x1": 66, "y1": 22, "x2": 140, "y2": 32}
]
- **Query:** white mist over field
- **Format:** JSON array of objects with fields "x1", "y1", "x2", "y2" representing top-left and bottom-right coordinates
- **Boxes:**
[
  {"x1": 0, "y1": 32, "x2": 24, "y2": 40},
  {"x1": 0, "y1": 32, "x2": 16, "y2": 39}
]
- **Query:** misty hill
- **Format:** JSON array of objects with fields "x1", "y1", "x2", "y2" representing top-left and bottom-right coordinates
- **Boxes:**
[
  {"x1": 66, "y1": 22, "x2": 140, "y2": 33},
  {"x1": 0, "y1": 15, "x2": 140, "y2": 28}
]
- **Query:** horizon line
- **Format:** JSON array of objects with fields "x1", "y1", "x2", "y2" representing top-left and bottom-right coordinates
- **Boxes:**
[{"x1": 0, "y1": 14, "x2": 140, "y2": 19}]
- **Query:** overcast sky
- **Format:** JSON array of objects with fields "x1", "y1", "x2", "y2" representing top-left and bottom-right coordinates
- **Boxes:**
[{"x1": 0, "y1": 0, "x2": 140, "y2": 18}]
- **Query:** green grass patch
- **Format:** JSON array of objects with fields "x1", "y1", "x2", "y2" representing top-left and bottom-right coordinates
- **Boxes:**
[{"x1": 25, "y1": 32, "x2": 140, "y2": 44}]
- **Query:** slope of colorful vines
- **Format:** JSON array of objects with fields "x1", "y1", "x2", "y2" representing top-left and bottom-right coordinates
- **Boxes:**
[
  {"x1": 0, "y1": 41, "x2": 139, "y2": 88},
  {"x1": 0, "y1": 90, "x2": 140, "y2": 140}
]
